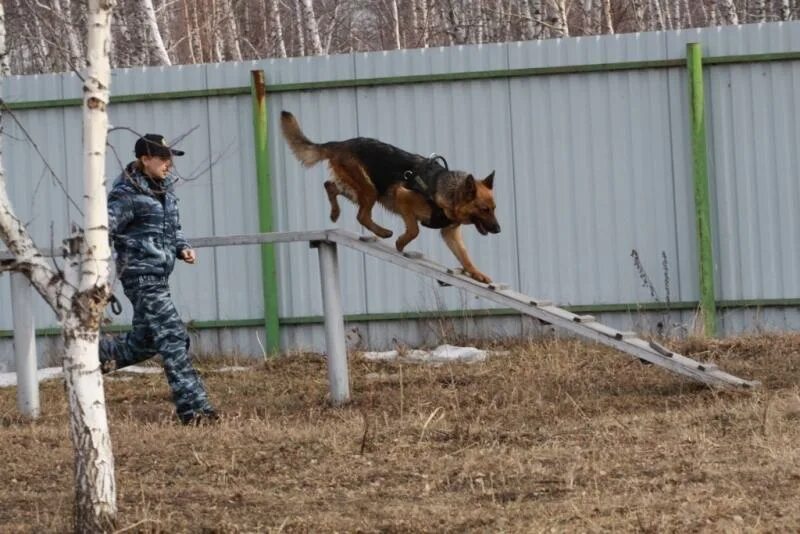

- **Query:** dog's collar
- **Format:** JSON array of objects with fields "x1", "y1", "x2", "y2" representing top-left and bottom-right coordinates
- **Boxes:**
[{"x1": 421, "y1": 205, "x2": 454, "y2": 229}]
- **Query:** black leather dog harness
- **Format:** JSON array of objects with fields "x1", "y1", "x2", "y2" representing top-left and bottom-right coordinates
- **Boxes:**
[{"x1": 403, "y1": 155, "x2": 454, "y2": 229}]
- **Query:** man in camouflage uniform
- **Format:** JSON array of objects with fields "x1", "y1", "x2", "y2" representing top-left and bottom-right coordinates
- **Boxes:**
[{"x1": 99, "y1": 134, "x2": 217, "y2": 425}]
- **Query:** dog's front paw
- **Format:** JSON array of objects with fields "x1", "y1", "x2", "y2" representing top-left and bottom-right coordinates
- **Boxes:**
[
  {"x1": 468, "y1": 270, "x2": 492, "y2": 284},
  {"x1": 329, "y1": 207, "x2": 340, "y2": 222},
  {"x1": 374, "y1": 228, "x2": 393, "y2": 239}
]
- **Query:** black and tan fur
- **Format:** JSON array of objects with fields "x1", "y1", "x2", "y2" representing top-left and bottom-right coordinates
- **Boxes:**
[{"x1": 280, "y1": 111, "x2": 501, "y2": 283}]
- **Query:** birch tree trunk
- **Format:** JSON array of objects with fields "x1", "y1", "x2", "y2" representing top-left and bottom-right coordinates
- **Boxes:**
[
  {"x1": 28, "y1": 0, "x2": 50, "y2": 71},
  {"x1": 211, "y1": 0, "x2": 225, "y2": 62},
  {"x1": 699, "y1": 1, "x2": 710, "y2": 25},
  {"x1": 630, "y1": 0, "x2": 646, "y2": 29},
  {"x1": 417, "y1": 0, "x2": 430, "y2": 47},
  {"x1": 663, "y1": 0, "x2": 674, "y2": 29},
  {"x1": 300, "y1": 0, "x2": 323, "y2": 55},
  {"x1": 648, "y1": 0, "x2": 665, "y2": 30},
  {"x1": 549, "y1": 0, "x2": 569, "y2": 36},
  {"x1": 189, "y1": 0, "x2": 204, "y2": 63},
  {"x1": 780, "y1": 0, "x2": 792, "y2": 20},
  {"x1": 521, "y1": 0, "x2": 537, "y2": 39},
  {"x1": 183, "y1": 0, "x2": 197, "y2": 62},
  {"x1": 475, "y1": 0, "x2": 485, "y2": 43},
  {"x1": 140, "y1": 0, "x2": 172, "y2": 65},
  {"x1": 391, "y1": 0, "x2": 402, "y2": 49},
  {"x1": 602, "y1": 0, "x2": 614, "y2": 33},
  {"x1": 717, "y1": 0, "x2": 740, "y2": 24},
  {"x1": 323, "y1": 3, "x2": 341, "y2": 54},
  {"x1": 295, "y1": 0, "x2": 306, "y2": 55},
  {"x1": 53, "y1": 0, "x2": 85, "y2": 68},
  {"x1": 587, "y1": 0, "x2": 601, "y2": 34},
  {"x1": 532, "y1": 0, "x2": 548, "y2": 37},
  {"x1": 0, "y1": 4, "x2": 7, "y2": 77},
  {"x1": 750, "y1": 0, "x2": 766, "y2": 22},
  {"x1": 157, "y1": 0, "x2": 172, "y2": 54},
  {"x1": 71, "y1": 0, "x2": 117, "y2": 529},
  {"x1": 0, "y1": 0, "x2": 117, "y2": 531},
  {"x1": 221, "y1": 0, "x2": 243, "y2": 61},
  {"x1": 681, "y1": 0, "x2": 693, "y2": 26},
  {"x1": 270, "y1": 0, "x2": 288, "y2": 58}
]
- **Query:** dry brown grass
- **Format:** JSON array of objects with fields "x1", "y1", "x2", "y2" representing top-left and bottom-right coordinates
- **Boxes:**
[{"x1": 2, "y1": 333, "x2": 800, "y2": 533}]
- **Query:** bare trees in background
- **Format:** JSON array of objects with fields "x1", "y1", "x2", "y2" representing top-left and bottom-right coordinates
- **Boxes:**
[{"x1": 3, "y1": 0, "x2": 800, "y2": 74}]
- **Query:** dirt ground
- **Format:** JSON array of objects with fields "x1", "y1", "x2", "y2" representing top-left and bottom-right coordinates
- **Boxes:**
[{"x1": 1, "y1": 333, "x2": 800, "y2": 533}]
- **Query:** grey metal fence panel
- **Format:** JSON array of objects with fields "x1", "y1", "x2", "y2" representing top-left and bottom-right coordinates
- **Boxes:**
[
  {"x1": 706, "y1": 60, "x2": 800, "y2": 301},
  {"x1": 509, "y1": 67, "x2": 684, "y2": 306}
]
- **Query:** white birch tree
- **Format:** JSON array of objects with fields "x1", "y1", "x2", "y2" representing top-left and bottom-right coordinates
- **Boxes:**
[
  {"x1": 602, "y1": 0, "x2": 614, "y2": 33},
  {"x1": 717, "y1": 0, "x2": 740, "y2": 24},
  {"x1": 648, "y1": 0, "x2": 665, "y2": 29},
  {"x1": 781, "y1": 0, "x2": 792, "y2": 20},
  {"x1": 416, "y1": 0, "x2": 430, "y2": 47},
  {"x1": 521, "y1": 0, "x2": 537, "y2": 39},
  {"x1": 750, "y1": 0, "x2": 766, "y2": 22},
  {"x1": 294, "y1": 0, "x2": 306, "y2": 55},
  {"x1": 140, "y1": 0, "x2": 172, "y2": 65},
  {"x1": 0, "y1": 0, "x2": 117, "y2": 530},
  {"x1": 549, "y1": 0, "x2": 570, "y2": 36},
  {"x1": 53, "y1": 0, "x2": 85, "y2": 68},
  {"x1": 221, "y1": 0, "x2": 243, "y2": 61},
  {"x1": 681, "y1": 0, "x2": 692, "y2": 26},
  {"x1": 270, "y1": 0, "x2": 288, "y2": 57},
  {"x1": 300, "y1": 0, "x2": 324, "y2": 55},
  {"x1": 391, "y1": 0, "x2": 402, "y2": 49}
]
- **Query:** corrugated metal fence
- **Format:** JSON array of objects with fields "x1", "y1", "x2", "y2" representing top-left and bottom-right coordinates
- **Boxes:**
[{"x1": 2, "y1": 22, "x2": 800, "y2": 368}]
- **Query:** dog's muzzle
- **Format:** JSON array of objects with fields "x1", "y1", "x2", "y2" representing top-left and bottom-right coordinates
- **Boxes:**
[{"x1": 474, "y1": 219, "x2": 501, "y2": 235}]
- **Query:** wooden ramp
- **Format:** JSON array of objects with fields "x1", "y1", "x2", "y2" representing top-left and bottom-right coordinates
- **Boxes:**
[{"x1": 325, "y1": 229, "x2": 759, "y2": 390}]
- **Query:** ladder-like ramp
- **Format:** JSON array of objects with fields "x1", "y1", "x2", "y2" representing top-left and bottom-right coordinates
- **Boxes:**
[{"x1": 325, "y1": 229, "x2": 759, "y2": 390}]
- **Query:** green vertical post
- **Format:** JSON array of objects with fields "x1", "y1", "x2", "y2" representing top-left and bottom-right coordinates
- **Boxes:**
[
  {"x1": 250, "y1": 70, "x2": 281, "y2": 354},
  {"x1": 687, "y1": 43, "x2": 717, "y2": 336}
]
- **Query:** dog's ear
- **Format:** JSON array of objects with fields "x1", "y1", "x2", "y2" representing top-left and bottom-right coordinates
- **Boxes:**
[
  {"x1": 483, "y1": 171, "x2": 495, "y2": 190},
  {"x1": 460, "y1": 174, "x2": 477, "y2": 201}
]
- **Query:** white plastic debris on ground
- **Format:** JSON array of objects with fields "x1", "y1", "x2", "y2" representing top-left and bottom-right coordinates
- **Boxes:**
[
  {"x1": 0, "y1": 346, "x2": 498, "y2": 388},
  {"x1": 361, "y1": 344, "x2": 492, "y2": 364},
  {"x1": 0, "y1": 364, "x2": 254, "y2": 388},
  {"x1": 0, "y1": 365, "x2": 160, "y2": 388},
  {"x1": 214, "y1": 366, "x2": 250, "y2": 373}
]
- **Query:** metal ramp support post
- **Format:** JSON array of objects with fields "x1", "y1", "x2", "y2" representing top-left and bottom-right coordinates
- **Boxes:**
[
  {"x1": 314, "y1": 240, "x2": 351, "y2": 405},
  {"x1": 11, "y1": 272, "x2": 40, "y2": 418}
]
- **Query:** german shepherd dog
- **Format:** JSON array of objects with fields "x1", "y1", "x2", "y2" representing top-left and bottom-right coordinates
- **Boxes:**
[{"x1": 280, "y1": 111, "x2": 501, "y2": 283}]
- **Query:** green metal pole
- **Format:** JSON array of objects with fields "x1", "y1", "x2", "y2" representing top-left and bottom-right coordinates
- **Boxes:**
[
  {"x1": 687, "y1": 43, "x2": 717, "y2": 336},
  {"x1": 250, "y1": 70, "x2": 281, "y2": 354}
]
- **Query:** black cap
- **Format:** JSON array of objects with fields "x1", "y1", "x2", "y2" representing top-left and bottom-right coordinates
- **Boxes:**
[{"x1": 134, "y1": 134, "x2": 185, "y2": 158}]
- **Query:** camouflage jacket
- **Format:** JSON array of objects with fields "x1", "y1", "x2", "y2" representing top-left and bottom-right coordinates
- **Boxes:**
[{"x1": 107, "y1": 163, "x2": 190, "y2": 281}]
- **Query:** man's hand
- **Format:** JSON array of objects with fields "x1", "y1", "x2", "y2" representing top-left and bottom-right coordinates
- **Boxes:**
[{"x1": 180, "y1": 248, "x2": 197, "y2": 264}]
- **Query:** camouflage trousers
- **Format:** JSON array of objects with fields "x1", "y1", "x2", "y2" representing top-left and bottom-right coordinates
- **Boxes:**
[{"x1": 99, "y1": 275, "x2": 214, "y2": 423}]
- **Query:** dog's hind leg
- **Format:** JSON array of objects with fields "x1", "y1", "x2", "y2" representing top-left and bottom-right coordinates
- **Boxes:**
[
  {"x1": 356, "y1": 193, "x2": 393, "y2": 239},
  {"x1": 324, "y1": 181, "x2": 342, "y2": 222},
  {"x1": 393, "y1": 188, "x2": 421, "y2": 252},
  {"x1": 329, "y1": 158, "x2": 393, "y2": 239}
]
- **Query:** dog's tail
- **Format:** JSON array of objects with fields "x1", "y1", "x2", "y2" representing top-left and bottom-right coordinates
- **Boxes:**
[{"x1": 280, "y1": 111, "x2": 327, "y2": 167}]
